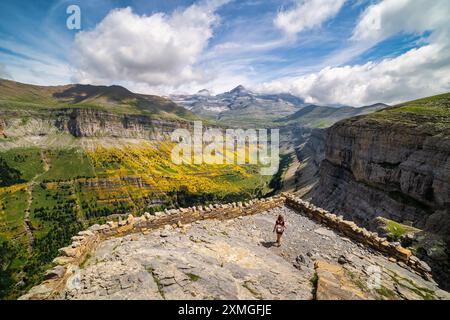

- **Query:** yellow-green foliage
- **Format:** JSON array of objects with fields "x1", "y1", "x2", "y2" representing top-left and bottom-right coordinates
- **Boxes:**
[{"x1": 86, "y1": 142, "x2": 266, "y2": 195}]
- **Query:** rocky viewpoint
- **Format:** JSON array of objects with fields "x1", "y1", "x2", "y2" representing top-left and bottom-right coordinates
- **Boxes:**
[{"x1": 45, "y1": 205, "x2": 449, "y2": 300}]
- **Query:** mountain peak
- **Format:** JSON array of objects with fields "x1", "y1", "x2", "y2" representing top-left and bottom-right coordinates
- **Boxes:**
[
  {"x1": 196, "y1": 89, "x2": 211, "y2": 96},
  {"x1": 229, "y1": 85, "x2": 251, "y2": 95}
]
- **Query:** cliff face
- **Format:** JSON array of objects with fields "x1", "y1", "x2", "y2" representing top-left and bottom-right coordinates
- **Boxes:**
[
  {"x1": 313, "y1": 117, "x2": 449, "y2": 233},
  {"x1": 0, "y1": 108, "x2": 192, "y2": 141},
  {"x1": 285, "y1": 128, "x2": 325, "y2": 198},
  {"x1": 311, "y1": 95, "x2": 450, "y2": 288},
  {"x1": 52, "y1": 109, "x2": 191, "y2": 139}
]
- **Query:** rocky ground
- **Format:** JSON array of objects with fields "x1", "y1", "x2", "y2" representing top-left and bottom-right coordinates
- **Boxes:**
[{"x1": 61, "y1": 207, "x2": 450, "y2": 300}]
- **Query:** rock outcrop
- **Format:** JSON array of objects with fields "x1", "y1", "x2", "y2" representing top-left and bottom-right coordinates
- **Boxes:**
[
  {"x1": 21, "y1": 194, "x2": 448, "y2": 300},
  {"x1": 20, "y1": 196, "x2": 285, "y2": 299},
  {"x1": 314, "y1": 260, "x2": 367, "y2": 300}
]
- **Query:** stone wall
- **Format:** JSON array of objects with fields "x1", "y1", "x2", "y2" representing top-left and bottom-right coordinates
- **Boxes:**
[
  {"x1": 20, "y1": 196, "x2": 285, "y2": 300},
  {"x1": 284, "y1": 194, "x2": 433, "y2": 280}
]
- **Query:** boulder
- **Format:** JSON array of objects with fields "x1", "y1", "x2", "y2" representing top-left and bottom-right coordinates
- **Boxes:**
[
  {"x1": 338, "y1": 255, "x2": 349, "y2": 265},
  {"x1": 394, "y1": 246, "x2": 412, "y2": 262},
  {"x1": 144, "y1": 212, "x2": 152, "y2": 220},
  {"x1": 127, "y1": 214, "x2": 135, "y2": 224},
  {"x1": 44, "y1": 266, "x2": 66, "y2": 280},
  {"x1": 52, "y1": 256, "x2": 74, "y2": 265}
]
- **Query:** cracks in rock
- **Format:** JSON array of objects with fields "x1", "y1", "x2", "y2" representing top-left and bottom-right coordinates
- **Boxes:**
[{"x1": 147, "y1": 267, "x2": 165, "y2": 300}]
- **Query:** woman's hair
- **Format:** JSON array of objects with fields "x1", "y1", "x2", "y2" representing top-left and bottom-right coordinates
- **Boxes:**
[{"x1": 277, "y1": 215, "x2": 284, "y2": 223}]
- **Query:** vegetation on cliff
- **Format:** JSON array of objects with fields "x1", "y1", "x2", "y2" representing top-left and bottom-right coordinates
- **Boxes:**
[{"x1": 356, "y1": 93, "x2": 450, "y2": 133}]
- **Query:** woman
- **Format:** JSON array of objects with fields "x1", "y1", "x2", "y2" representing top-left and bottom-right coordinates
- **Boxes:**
[{"x1": 273, "y1": 215, "x2": 286, "y2": 247}]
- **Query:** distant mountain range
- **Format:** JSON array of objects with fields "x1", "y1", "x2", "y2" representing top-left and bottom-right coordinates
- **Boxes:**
[
  {"x1": 171, "y1": 85, "x2": 306, "y2": 127},
  {"x1": 0, "y1": 79, "x2": 388, "y2": 129},
  {"x1": 171, "y1": 85, "x2": 388, "y2": 128}
]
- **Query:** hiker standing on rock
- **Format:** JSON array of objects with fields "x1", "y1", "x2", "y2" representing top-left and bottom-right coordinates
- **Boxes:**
[{"x1": 273, "y1": 215, "x2": 286, "y2": 247}]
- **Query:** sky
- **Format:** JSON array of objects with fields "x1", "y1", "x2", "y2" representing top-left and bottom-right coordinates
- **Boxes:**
[{"x1": 0, "y1": 0, "x2": 449, "y2": 106}]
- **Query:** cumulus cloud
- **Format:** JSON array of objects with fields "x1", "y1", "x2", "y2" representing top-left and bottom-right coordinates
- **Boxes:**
[
  {"x1": 352, "y1": 0, "x2": 450, "y2": 42},
  {"x1": 72, "y1": 1, "x2": 227, "y2": 88},
  {"x1": 274, "y1": 0, "x2": 346, "y2": 36},
  {"x1": 261, "y1": 0, "x2": 450, "y2": 106}
]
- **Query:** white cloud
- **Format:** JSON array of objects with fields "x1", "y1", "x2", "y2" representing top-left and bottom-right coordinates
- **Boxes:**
[
  {"x1": 0, "y1": 39, "x2": 72, "y2": 85},
  {"x1": 261, "y1": 0, "x2": 450, "y2": 106},
  {"x1": 274, "y1": 0, "x2": 347, "y2": 36},
  {"x1": 72, "y1": 2, "x2": 227, "y2": 88},
  {"x1": 352, "y1": 0, "x2": 450, "y2": 42}
]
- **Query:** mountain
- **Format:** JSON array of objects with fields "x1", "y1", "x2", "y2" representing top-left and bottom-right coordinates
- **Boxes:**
[
  {"x1": 311, "y1": 92, "x2": 450, "y2": 289},
  {"x1": 0, "y1": 79, "x2": 198, "y2": 120},
  {"x1": 172, "y1": 85, "x2": 389, "y2": 129},
  {"x1": 171, "y1": 85, "x2": 306, "y2": 127}
]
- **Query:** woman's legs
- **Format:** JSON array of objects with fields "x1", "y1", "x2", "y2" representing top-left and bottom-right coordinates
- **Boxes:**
[{"x1": 276, "y1": 233, "x2": 282, "y2": 246}]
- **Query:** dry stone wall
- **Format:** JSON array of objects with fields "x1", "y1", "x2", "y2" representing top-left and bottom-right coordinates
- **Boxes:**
[{"x1": 284, "y1": 194, "x2": 433, "y2": 280}]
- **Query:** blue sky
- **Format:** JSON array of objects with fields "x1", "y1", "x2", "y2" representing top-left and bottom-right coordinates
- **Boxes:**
[{"x1": 0, "y1": 0, "x2": 449, "y2": 106}]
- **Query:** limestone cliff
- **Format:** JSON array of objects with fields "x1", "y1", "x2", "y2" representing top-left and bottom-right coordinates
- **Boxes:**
[
  {"x1": 0, "y1": 108, "x2": 192, "y2": 142},
  {"x1": 312, "y1": 93, "x2": 450, "y2": 288},
  {"x1": 52, "y1": 108, "x2": 191, "y2": 139},
  {"x1": 313, "y1": 118, "x2": 449, "y2": 229}
]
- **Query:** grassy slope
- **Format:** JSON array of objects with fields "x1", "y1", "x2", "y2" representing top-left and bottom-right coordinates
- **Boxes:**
[
  {"x1": 0, "y1": 79, "x2": 199, "y2": 121},
  {"x1": 358, "y1": 93, "x2": 450, "y2": 133},
  {"x1": 0, "y1": 148, "x2": 44, "y2": 184},
  {"x1": 277, "y1": 104, "x2": 388, "y2": 128}
]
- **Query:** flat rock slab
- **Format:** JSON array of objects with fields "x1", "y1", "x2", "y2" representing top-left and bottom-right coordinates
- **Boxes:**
[
  {"x1": 314, "y1": 227, "x2": 336, "y2": 238},
  {"x1": 60, "y1": 207, "x2": 450, "y2": 300},
  {"x1": 314, "y1": 260, "x2": 367, "y2": 300}
]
